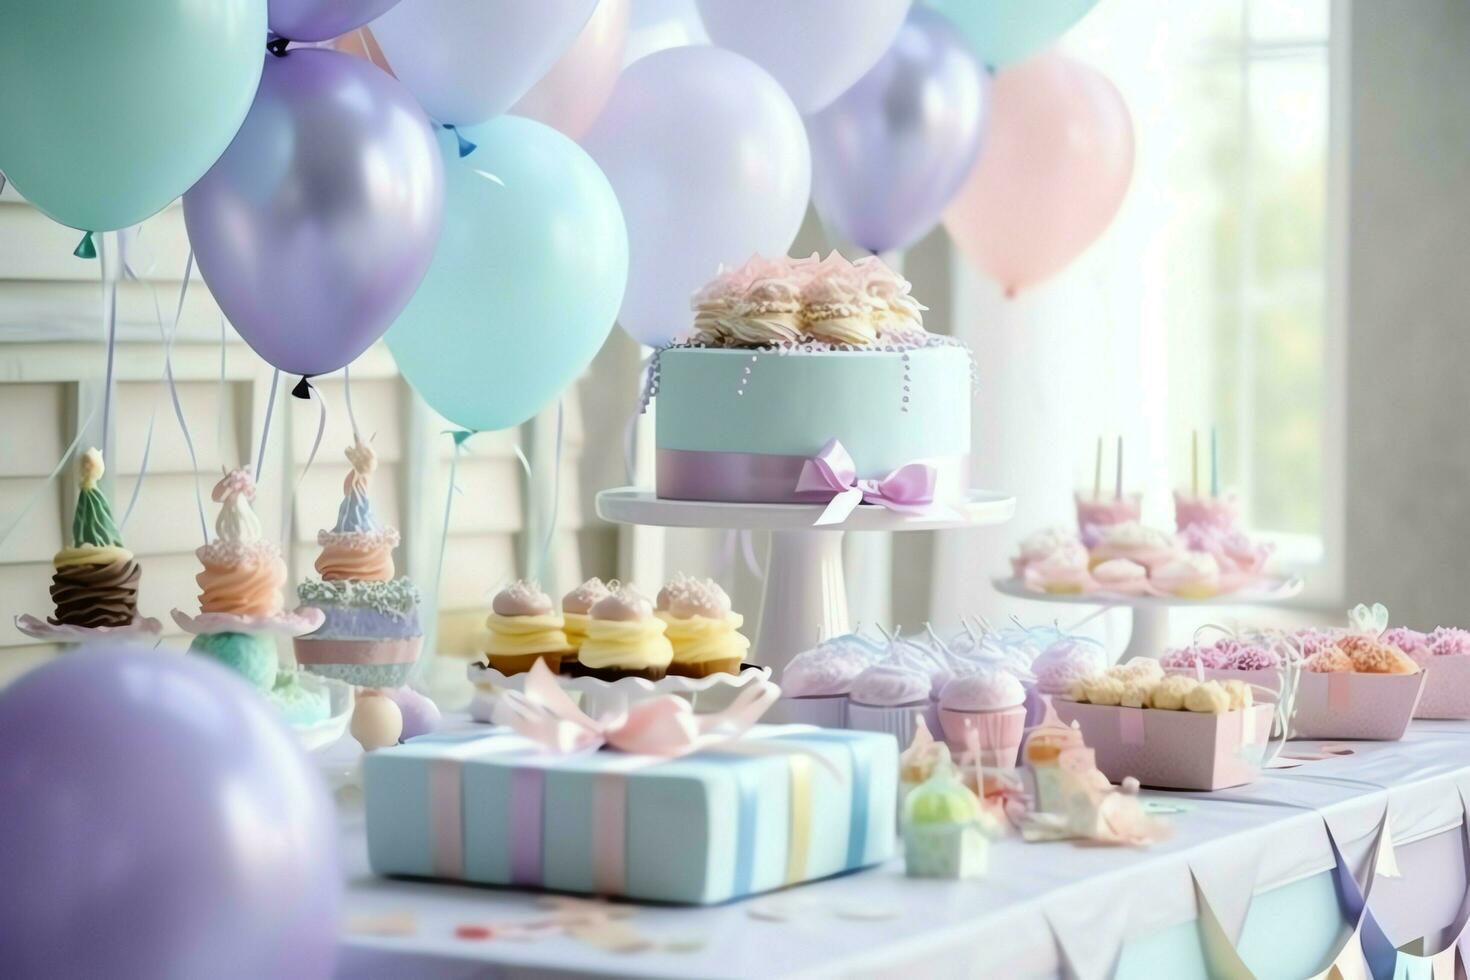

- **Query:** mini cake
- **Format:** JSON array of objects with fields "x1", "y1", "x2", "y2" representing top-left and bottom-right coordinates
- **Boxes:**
[
  {"x1": 658, "y1": 576, "x2": 750, "y2": 677},
  {"x1": 847, "y1": 663, "x2": 933, "y2": 742},
  {"x1": 484, "y1": 581, "x2": 572, "y2": 676},
  {"x1": 937, "y1": 669, "x2": 1026, "y2": 767},
  {"x1": 294, "y1": 440, "x2": 425, "y2": 694},
  {"x1": 177, "y1": 469, "x2": 328, "y2": 726},
  {"x1": 654, "y1": 253, "x2": 972, "y2": 507},
  {"x1": 47, "y1": 449, "x2": 141, "y2": 629},
  {"x1": 561, "y1": 577, "x2": 611, "y2": 658},
  {"x1": 1010, "y1": 527, "x2": 1083, "y2": 578},
  {"x1": 779, "y1": 642, "x2": 870, "y2": 726},
  {"x1": 576, "y1": 587, "x2": 674, "y2": 681}
]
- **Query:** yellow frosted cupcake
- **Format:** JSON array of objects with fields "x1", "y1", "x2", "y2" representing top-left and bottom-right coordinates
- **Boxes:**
[
  {"x1": 484, "y1": 581, "x2": 572, "y2": 676},
  {"x1": 659, "y1": 577, "x2": 750, "y2": 678},
  {"x1": 576, "y1": 587, "x2": 674, "y2": 681},
  {"x1": 560, "y1": 577, "x2": 611, "y2": 661}
]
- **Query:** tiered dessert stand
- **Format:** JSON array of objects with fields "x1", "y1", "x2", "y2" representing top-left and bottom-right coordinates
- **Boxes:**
[
  {"x1": 597, "y1": 488, "x2": 1016, "y2": 676},
  {"x1": 990, "y1": 574, "x2": 1305, "y2": 663}
]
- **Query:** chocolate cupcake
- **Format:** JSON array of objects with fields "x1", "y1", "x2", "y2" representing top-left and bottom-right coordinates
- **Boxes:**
[
  {"x1": 49, "y1": 449, "x2": 140, "y2": 629},
  {"x1": 576, "y1": 587, "x2": 674, "y2": 681}
]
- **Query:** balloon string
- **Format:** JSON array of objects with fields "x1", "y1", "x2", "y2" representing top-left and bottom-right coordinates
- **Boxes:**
[
  {"x1": 427, "y1": 431, "x2": 473, "y2": 665},
  {"x1": 256, "y1": 368, "x2": 280, "y2": 482},
  {"x1": 343, "y1": 363, "x2": 362, "y2": 441},
  {"x1": 156, "y1": 252, "x2": 212, "y2": 544},
  {"x1": 282, "y1": 382, "x2": 328, "y2": 554},
  {"x1": 123, "y1": 251, "x2": 196, "y2": 531},
  {"x1": 98, "y1": 233, "x2": 118, "y2": 460}
]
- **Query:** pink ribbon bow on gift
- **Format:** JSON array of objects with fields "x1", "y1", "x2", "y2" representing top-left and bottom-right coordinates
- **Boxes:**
[
  {"x1": 491, "y1": 659, "x2": 780, "y2": 758},
  {"x1": 795, "y1": 438, "x2": 939, "y2": 526}
]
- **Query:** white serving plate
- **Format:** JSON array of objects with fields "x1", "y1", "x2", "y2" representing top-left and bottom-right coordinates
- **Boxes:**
[{"x1": 466, "y1": 662, "x2": 774, "y2": 720}]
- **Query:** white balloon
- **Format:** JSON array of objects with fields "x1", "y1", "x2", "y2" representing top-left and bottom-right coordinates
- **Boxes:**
[
  {"x1": 697, "y1": 0, "x2": 913, "y2": 113},
  {"x1": 584, "y1": 46, "x2": 811, "y2": 348},
  {"x1": 372, "y1": 0, "x2": 597, "y2": 126}
]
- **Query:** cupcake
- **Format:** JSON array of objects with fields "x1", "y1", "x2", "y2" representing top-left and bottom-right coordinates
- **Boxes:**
[
  {"x1": 1091, "y1": 558, "x2": 1151, "y2": 596},
  {"x1": 938, "y1": 669, "x2": 1027, "y2": 767},
  {"x1": 779, "y1": 642, "x2": 870, "y2": 727},
  {"x1": 1089, "y1": 521, "x2": 1177, "y2": 570},
  {"x1": 847, "y1": 663, "x2": 932, "y2": 742},
  {"x1": 1027, "y1": 636, "x2": 1108, "y2": 724},
  {"x1": 853, "y1": 254, "x2": 927, "y2": 343},
  {"x1": 1151, "y1": 552, "x2": 1221, "y2": 599},
  {"x1": 177, "y1": 469, "x2": 328, "y2": 725},
  {"x1": 1010, "y1": 527, "x2": 1083, "y2": 578},
  {"x1": 484, "y1": 581, "x2": 572, "y2": 676},
  {"x1": 1022, "y1": 544, "x2": 1093, "y2": 595},
  {"x1": 47, "y1": 449, "x2": 142, "y2": 629},
  {"x1": 576, "y1": 587, "x2": 674, "y2": 681},
  {"x1": 562, "y1": 577, "x2": 612, "y2": 657},
  {"x1": 729, "y1": 274, "x2": 805, "y2": 346},
  {"x1": 659, "y1": 577, "x2": 750, "y2": 677},
  {"x1": 293, "y1": 440, "x2": 427, "y2": 707}
]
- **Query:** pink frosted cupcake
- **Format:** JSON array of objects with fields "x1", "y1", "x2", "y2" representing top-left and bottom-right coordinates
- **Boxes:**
[
  {"x1": 1022, "y1": 544, "x2": 1093, "y2": 595},
  {"x1": 1091, "y1": 558, "x2": 1151, "y2": 596},
  {"x1": 938, "y1": 669, "x2": 1026, "y2": 767},
  {"x1": 778, "y1": 644, "x2": 869, "y2": 727},
  {"x1": 1010, "y1": 527, "x2": 1083, "y2": 578},
  {"x1": 847, "y1": 664, "x2": 932, "y2": 742},
  {"x1": 1151, "y1": 552, "x2": 1221, "y2": 599},
  {"x1": 1088, "y1": 521, "x2": 1177, "y2": 571},
  {"x1": 1026, "y1": 637, "x2": 1108, "y2": 725}
]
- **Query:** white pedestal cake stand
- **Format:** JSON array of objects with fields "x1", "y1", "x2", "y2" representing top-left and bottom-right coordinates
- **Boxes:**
[
  {"x1": 596, "y1": 488, "x2": 1016, "y2": 677},
  {"x1": 990, "y1": 574, "x2": 1305, "y2": 663}
]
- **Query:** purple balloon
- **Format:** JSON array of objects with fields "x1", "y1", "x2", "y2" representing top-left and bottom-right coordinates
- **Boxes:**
[
  {"x1": 269, "y1": 0, "x2": 401, "y2": 42},
  {"x1": 184, "y1": 48, "x2": 443, "y2": 378},
  {"x1": 806, "y1": 8, "x2": 989, "y2": 254},
  {"x1": 0, "y1": 649, "x2": 340, "y2": 980}
]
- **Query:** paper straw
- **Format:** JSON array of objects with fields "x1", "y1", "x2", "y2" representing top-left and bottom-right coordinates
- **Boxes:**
[{"x1": 1093, "y1": 435, "x2": 1102, "y2": 500}]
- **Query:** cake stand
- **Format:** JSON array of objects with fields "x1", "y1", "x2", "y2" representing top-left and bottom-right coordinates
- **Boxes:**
[
  {"x1": 596, "y1": 488, "x2": 1016, "y2": 677},
  {"x1": 990, "y1": 574, "x2": 1305, "y2": 663}
]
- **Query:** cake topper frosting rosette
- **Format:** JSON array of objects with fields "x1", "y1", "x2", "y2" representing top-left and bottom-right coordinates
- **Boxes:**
[{"x1": 15, "y1": 448, "x2": 163, "y2": 646}]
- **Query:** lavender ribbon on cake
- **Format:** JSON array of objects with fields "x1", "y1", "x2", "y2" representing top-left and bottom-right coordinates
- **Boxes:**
[{"x1": 796, "y1": 438, "x2": 939, "y2": 526}]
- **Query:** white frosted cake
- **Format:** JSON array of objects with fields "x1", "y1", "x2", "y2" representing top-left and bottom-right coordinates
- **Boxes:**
[{"x1": 648, "y1": 253, "x2": 974, "y2": 506}]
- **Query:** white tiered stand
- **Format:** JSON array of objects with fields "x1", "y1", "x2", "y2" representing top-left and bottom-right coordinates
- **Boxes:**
[
  {"x1": 990, "y1": 574, "x2": 1305, "y2": 662},
  {"x1": 596, "y1": 488, "x2": 1016, "y2": 677}
]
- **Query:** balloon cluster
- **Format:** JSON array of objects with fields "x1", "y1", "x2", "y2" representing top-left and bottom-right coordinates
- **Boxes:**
[{"x1": 0, "y1": 0, "x2": 1133, "y2": 428}]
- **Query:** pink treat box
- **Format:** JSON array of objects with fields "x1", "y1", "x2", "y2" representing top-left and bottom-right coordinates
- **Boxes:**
[
  {"x1": 1415, "y1": 657, "x2": 1470, "y2": 720},
  {"x1": 1290, "y1": 671, "x2": 1426, "y2": 740},
  {"x1": 1052, "y1": 700, "x2": 1275, "y2": 790}
]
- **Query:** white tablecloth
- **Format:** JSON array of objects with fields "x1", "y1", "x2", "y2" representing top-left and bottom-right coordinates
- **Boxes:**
[{"x1": 335, "y1": 720, "x2": 1470, "y2": 979}]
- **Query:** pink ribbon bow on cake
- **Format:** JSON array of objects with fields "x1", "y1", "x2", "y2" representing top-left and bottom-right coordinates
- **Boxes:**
[
  {"x1": 491, "y1": 659, "x2": 779, "y2": 757},
  {"x1": 796, "y1": 438, "x2": 939, "y2": 526}
]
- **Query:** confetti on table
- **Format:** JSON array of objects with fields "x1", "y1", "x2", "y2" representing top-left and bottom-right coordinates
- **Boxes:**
[
  {"x1": 567, "y1": 920, "x2": 655, "y2": 954},
  {"x1": 454, "y1": 924, "x2": 495, "y2": 941},
  {"x1": 345, "y1": 911, "x2": 418, "y2": 937}
]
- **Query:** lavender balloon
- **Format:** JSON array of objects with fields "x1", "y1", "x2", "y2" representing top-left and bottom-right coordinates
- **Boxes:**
[
  {"x1": 0, "y1": 649, "x2": 340, "y2": 979},
  {"x1": 806, "y1": 8, "x2": 988, "y2": 254},
  {"x1": 184, "y1": 48, "x2": 443, "y2": 378},
  {"x1": 269, "y1": 0, "x2": 402, "y2": 42}
]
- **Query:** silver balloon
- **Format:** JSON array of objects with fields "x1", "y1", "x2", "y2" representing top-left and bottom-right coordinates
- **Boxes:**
[{"x1": 183, "y1": 48, "x2": 443, "y2": 377}]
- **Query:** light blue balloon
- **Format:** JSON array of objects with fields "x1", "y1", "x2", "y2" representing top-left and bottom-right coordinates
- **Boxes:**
[
  {"x1": 0, "y1": 0, "x2": 267, "y2": 232},
  {"x1": 386, "y1": 116, "x2": 627, "y2": 433},
  {"x1": 926, "y1": 0, "x2": 1098, "y2": 69}
]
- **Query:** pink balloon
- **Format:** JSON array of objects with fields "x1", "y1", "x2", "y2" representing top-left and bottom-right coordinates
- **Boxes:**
[
  {"x1": 511, "y1": 0, "x2": 629, "y2": 139},
  {"x1": 942, "y1": 52, "x2": 1133, "y2": 296}
]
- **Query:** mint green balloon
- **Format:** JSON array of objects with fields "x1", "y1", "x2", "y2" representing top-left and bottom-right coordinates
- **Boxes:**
[
  {"x1": 926, "y1": 0, "x2": 1098, "y2": 69},
  {"x1": 386, "y1": 116, "x2": 627, "y2": 432},
  {"x1": 0, "y1": 0, "x2": 267, "y2": 232}
]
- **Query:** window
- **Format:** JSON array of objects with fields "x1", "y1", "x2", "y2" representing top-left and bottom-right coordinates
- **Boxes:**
[{"x1": 1070, "y1": 0, "x2": 1340, "y2": 590}]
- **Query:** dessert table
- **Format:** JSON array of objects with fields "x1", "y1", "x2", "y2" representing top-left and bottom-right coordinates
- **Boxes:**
[{"x1": 334, "y1": 719, "x2": 1470, "y2": 979}]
